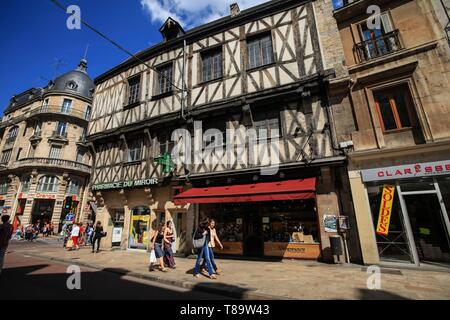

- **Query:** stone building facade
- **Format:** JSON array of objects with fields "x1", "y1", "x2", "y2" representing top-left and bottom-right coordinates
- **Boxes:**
[
  {"x1": 0, "y1": 60, "x2": 95, "y2": 233},
  {"x1": 329, "y1": 0, "x2": 450, "y2": 266},
  {"x1": 87, "y1": 0, "x2": 360, "y2": 262}
]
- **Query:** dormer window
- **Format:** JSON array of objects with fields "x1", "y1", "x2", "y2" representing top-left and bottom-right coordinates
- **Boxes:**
[
  {"x1": 159, "y1": 17, "x2": 185, "y2": 42},
  {"x1": 65, "y1": 80, "x2": 78, "y2": 91}
]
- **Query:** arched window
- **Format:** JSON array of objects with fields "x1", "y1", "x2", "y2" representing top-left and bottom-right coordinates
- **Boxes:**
[
  {"x1": 37, "y1": 176, "x2": 59, "y2": 192},
  {"x1": 66, "y1": 179, "x2": 80, "y2": 195}
]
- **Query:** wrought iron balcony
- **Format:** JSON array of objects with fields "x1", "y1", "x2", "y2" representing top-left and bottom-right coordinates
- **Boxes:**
[
  {"x1": 29, "y1": 105, "x2": 90, "y2": 121},
  {"x1": 354, "y1": 30, "x2": 402, "y2": 63},
  {"x1": 14, "y1": 157, "x2": 91, "y2": 174}
]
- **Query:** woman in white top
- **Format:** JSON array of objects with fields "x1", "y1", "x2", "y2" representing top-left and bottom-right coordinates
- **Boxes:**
[{"x1": 201, "y1": 219, "x2": 223, "y2": 275}]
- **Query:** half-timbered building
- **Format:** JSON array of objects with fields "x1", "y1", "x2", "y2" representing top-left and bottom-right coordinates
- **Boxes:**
[{"x1": 88, "y1": 0, "x2": 357, "y2": 262}]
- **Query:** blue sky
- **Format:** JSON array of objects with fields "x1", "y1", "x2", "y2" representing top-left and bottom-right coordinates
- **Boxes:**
[{"x1": 0, "y1": 0, "x2": 270, "y2": 112}]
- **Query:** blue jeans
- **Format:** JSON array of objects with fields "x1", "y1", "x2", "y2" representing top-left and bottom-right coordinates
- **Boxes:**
[
  {"x1": 194, "y1": 243, "x2": 214, "y2": 276},
  {"x1": 201, "y1": 247, "x2": 217, "y2": 272}
]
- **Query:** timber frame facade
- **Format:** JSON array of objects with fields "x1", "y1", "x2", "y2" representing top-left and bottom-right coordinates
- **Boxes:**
[{"x1": 88, "y1": 0, "x2": 360, "y2": 262}]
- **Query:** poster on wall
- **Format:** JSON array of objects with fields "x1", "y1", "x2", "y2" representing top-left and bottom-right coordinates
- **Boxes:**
[
  {"x1": 376, "y1": 184, "x2": 395, "y2": 237},
  {"x1": 112, "y1": 227, "x2": 122, "y2": 243},
  {"x1": 323, "y1": 215, "x2": 337, "y2": 233}
]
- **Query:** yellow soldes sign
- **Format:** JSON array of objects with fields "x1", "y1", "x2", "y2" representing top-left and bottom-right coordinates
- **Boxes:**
[{"x1": 376, "y1": 185, "x2": 395, "y2": 236}]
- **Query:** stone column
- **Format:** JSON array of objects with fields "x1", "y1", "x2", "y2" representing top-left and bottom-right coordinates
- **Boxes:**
[
  {"x1": 51, "y1": 173, "x2": 69, "y2": 232},
  {"x1": 185, "y1": 203, "x2": 196, "y2": 256},
  {"x1": 348, "y1": 170, "x2": 380, "y2": 265},
  {"x1": 316, "y1": 166, "x2": 344, "y2": 263},
  {"x1": 21, "y1": 170, "x2": 39, "y2": 225}
]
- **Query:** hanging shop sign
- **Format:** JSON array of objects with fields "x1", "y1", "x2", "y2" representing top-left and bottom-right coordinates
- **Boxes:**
[
  {"x1": 376, "y1": 185, "x2": 395, "y2": 236},
  {"x1": 361, "y1": 160, "x2": 450, "y2": 182},
  {"x1": 91, "y1": 178, "x2": 159, "y2": 191}
]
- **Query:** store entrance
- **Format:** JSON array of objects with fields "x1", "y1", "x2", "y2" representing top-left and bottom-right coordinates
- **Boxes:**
[
  {"x1": 31, "y1": 200, "x2": 55, "y2": 227},
  {"x1": 243, "y1": 212, "x2": 264, "y2": 257},
  {"x1": 403, "y1": 194, "x2": 450, "y2": 263}
]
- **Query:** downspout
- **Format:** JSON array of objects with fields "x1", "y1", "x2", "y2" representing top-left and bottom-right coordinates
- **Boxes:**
[{"x1": 181, "y1": 39, "x2": 187, "y2": 121}]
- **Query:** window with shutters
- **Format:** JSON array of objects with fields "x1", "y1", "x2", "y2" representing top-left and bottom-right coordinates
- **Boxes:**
[
  {"x1": 247, "y1": 33, "x2": 274, "y2": 69},
  {"x1": 201, "y1": 48, "x2": 222, "y2": 83}
]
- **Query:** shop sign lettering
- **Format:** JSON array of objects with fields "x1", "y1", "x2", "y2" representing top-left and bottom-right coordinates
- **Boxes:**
[
  {"x1": 92, "y1": 178, "x2": 158, "y2": 191},
  {"x1": 34, "y1": 193, "x2": 57, "y2": 200},
  {"x1": 376, "y1": 185, "x2": 395, "y2": 236},
  {"x1": 361, "y1": 160, "x2": 450, "y2": 182}
]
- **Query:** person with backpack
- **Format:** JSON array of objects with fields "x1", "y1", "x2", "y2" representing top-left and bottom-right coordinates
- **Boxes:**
[{"x1": 193, "y1": 219, "x2": 216, "y2": 280}]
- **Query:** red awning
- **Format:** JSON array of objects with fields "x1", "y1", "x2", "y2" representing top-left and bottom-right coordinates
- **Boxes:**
[{"x1": 173, "y1": 178, "x2": 316, "y2": 205}]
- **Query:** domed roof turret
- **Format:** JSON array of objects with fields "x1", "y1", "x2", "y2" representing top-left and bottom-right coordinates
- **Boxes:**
[{"x1": 49, "y1": 59, "x2": 95, "y2": 100}]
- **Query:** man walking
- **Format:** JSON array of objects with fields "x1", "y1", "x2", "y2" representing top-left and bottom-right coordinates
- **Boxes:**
[{"x1": 0, "y1": 215, "x2": 13, "y2": 276}]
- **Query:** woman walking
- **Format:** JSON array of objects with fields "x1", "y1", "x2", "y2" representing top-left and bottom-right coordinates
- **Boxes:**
[
  {"x1": 163, "y1": 220, "x2": 176, "y2": 269},
  {"x1": 92, "y1": 221, "x2": 103, "y2": 253},
  {"x1": 193, "y1": 219, "x2": 216, "y2": 279},
  {"x1": 201, "y1": 219, "x2": 223, "y2": 275},
  {"x1": 152, "y1": 223, "x2": 168, "y2": 272}
]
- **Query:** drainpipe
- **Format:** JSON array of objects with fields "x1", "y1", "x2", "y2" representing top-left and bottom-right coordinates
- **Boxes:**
[{"x1": 181, "y1": 39, "x2": 188, "y2": 121}]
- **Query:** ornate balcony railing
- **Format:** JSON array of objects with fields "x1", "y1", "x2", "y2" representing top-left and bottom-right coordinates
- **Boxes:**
[
  {"x1": 29, "y1": 105, "x2": 89, "y2": 121},
  {"x1": 354, "y1": 30, "x2": 402, "y2": 62},
  {"x1": 14, "y1": 157, "x2": 91, "y2": 174}
]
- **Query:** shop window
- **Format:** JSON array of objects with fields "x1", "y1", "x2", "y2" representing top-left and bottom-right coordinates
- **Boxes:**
[
  {"x1": 37, "y1": 176, "x2": 59, "y2": 192},
  {"x1": 129, "y1": 206, "x2": 151, "y2": 250},
  {"x1": 247, "y1": 33, "x2": 274, "y2": 69},
  {"x1": 374, "y1": 85, "x2": 416, "y2": 132},
  {"x1": 201, "y1": 48, "x2": 222, "y2": 83},
  {"x1": 367, "y1": 185, "x2": 414, "y2": 263},
  {"x1": 260, "y1": 200, "x2": 319, "y2": 243}
]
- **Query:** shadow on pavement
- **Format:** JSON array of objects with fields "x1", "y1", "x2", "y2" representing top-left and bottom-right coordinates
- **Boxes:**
[
  {"x1": 0, "y1": 265, "x2": 235, "y2": 300},
  {"x1": 357, "y1": 288, "x2": 410, "y2": 300}
]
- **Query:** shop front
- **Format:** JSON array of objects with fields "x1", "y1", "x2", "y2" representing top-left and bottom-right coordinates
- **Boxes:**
[
  {"x1": 174, "y1": 178, "x2": 323, "y2": 260},
  {"x1": 360, "y1": 160, "x2": 450, "y2": 266}
]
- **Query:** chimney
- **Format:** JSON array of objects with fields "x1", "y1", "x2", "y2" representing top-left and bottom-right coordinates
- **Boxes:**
[{"x1": 230, "y1": 3, "x2": 240, "y2": 17}]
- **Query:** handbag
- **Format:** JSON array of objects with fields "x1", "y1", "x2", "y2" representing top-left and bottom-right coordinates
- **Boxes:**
[
  {"x1": 192, "y1": 230, "x2": 206, "y2": 249},
  {"x1": 101, "y1": 231, "x2": 107, "y2": 238},
  {"x1": 149, "y1": 250, "x2": 157, "y2": 263},
  {"x1": 66, "y1": 239, "x2": 74, "y2": 249}
]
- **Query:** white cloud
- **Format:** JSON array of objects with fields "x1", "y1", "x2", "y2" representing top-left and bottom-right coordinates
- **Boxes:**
[{"x1": 140, "y1": 0, "x2": 271, "y2": 28}]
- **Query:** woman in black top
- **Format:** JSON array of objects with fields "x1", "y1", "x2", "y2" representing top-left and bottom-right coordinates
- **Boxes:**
[
  {"x1": 92, "y1": 221, "x2": 103, "y2": 253},
  {"x1": 151, "y1": 224, "x2": 168, "y2": 272}
]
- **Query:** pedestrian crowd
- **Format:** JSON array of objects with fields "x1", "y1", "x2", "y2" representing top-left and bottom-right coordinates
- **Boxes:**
[{"x1": 1, "y1": 213, "x2": 225, "y2": 280}]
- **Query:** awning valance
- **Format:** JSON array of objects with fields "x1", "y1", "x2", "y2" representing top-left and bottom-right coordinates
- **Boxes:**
[{"x1": 173, "y1": 178, "x2": 316, "y2": 205}]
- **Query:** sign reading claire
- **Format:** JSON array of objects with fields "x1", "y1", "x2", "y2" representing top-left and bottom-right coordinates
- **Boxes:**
[
  {"x1": 91, "y1": 178, "x2": 158, "y2": 191},
  {"x1": 376, "y1": 185, "x2": 395, "y2": 236},
  {"x1": 362, "y1": 160, "x2": 450, "y2": 182}
]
